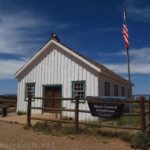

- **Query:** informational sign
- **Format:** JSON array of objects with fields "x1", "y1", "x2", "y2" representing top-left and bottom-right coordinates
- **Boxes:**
[{"x1": 87, "y1": 96, "x2": 125, "y2": 118}]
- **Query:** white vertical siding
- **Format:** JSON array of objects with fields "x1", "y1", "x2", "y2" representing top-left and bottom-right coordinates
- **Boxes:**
[
  {"x1": 18, "y1": 45, "x2": 128, "y2": 120},
  {"x1": 17, "y1": 81, "x2": 21, "y2": 112}
]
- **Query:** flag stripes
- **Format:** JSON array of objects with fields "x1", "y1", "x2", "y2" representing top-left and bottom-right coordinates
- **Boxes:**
[{"x1": 122, "y1": 11, "x2": 129, "y2": 48}]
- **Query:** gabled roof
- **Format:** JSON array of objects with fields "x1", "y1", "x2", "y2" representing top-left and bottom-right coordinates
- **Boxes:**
[
  {"x1": 14, "y1": 35, "x2": 128, "y2": 84},
  {"x1": 60, "y1": 42, "x2": 129, "y2": 84}
]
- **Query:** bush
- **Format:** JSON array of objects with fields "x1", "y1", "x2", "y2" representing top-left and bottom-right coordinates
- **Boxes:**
[
  {"x1": 33, "y1": 121, "x2": 90, "y2": 135},
  {"x1": 33, "y1": 121, "x2": 50, "y2": 133},
  {"x1": 33, "y1": 121, "x2": 63, "y2": 135},
  {"x1": 130, "y1": 132, "x2": 150, "y2": 150},
  {"x1": 17, "y1": 111, "x2": 26, "y2": 115},
  {"x1": 115, "y1": 116, "x2": 140, "y2": 127}
]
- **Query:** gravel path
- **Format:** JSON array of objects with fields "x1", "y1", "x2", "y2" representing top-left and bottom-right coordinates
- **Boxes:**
[{"x1": 0, "y1": 122, "x2": 132, "y2": 150}]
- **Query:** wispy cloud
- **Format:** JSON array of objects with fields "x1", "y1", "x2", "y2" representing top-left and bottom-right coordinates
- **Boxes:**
[
  {"x1": 0, "y1": 10, "x2": 76, "y2": 56},
  {"x1": 99, "y1": 47, "x2": 150, "y2": 74},
  {"x1": 130, "y1": 47, "x2": 150, "y2": 63},
  {"x1": 0, "y1": 11, "x2": 42, "y2": 55},
  {"x1": 124, "y1": 0, "x2": 150, "y2": 22},
  {"x1": 105, "y1": 63, "x2": 150, "y2": 74},
  {"x1": 0, "y1": 8, "x2": 76, "y2": 79},
  {"x1": 0, "y1": 59, "x2": 25, "y2": 80}
]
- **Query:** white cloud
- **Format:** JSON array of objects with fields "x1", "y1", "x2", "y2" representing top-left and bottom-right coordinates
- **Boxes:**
[
  {"x1": 0, "y1": 9, "x2": 76, "y2": 80},
  {"x1": 0, "y1": 10, "x2": 75, "y2": 56},
  {"x1": 99, "y1": 47, "x2": 150, "y2": 74},
  {"x1": 124, "y1": 0, "x2": 150, "y2": 22},
  {"x1": 105, "y1": 64, "x2": 150, "y2": 74},
  {"x1": 0, "y1": 59, "x2": 25, "y2": 80},
  {"x1": 130, "y1": 48, "x2": 150, "y2": 63},
  {"x1": 128, "y1": 6, "x2": 150, "y2": 21},
  {"x1": 0, "y1": 11, "x2": 44, "y2": 55}
]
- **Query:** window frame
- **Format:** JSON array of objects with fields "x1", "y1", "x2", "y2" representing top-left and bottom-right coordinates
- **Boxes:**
[
  {"x1": 121, "y1": 86, "x2": 125, "y2": 97},
  {"x1": 104, "y1": 82, "x2": 110, "y2": 96},
  {"x1": 71, "y1": 80, "x2": 86, "y2": 103},
  {"x1": 114, "y1": 84, "x2": 119, "y2": 96},
  {"x1": 25, "y1": 83, "x2": 35, "y2": 101}
]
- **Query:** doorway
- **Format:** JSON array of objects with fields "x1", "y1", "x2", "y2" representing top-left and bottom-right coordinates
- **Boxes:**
[{"x1": 43, "y1": 85, "x2": 62, "y2": 112}]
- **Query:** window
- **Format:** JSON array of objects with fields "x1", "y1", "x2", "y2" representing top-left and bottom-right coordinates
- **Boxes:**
[
  {"x1": 114, "y1": 84, "x2": 118, "y2": 96},
  {"x1": 25, "y1": 83, "x2": 35, "y2": 101},
  {"x1": 72, "y1": 81, "x2": 85, "y2": 99},
  {"x1": 121, "y1": 87, "x2": 125, "y2": 97},
  {"x1": 105, "y1": 82, "x2": 110, "y2": 96}
]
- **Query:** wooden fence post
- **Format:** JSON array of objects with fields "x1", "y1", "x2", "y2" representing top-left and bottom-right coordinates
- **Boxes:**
[
  {"x1": 75, "y1": 96, "x2": 79, "y2": 133},
  {"x1": 140, "y1": 97, "x2": 145, "y2": 132},
  {"x1": 148, "y1": 98, "x2": 150, "y2": 134},
  {"x1": 27, "y1": 87, "x2": 32, "y2": 127},
  {"x1": 149, "y1": 98, "x2": 150, "y2": 120}
]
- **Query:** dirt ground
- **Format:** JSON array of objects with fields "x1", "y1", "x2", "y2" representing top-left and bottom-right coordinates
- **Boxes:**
[
  {"x1": 0, "y1": 121, "x2": 133, "y2": 150},
  {"x1": 0, "y1": 114, "x2": 59, "y2": 125}
]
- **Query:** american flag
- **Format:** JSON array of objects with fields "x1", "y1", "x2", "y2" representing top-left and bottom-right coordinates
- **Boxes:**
[{"x1": 122, "y1": 10, "x2": 129, "y2": 49}]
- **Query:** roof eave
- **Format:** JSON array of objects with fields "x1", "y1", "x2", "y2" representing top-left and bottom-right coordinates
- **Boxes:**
[
  {"x1": 101, "y1": 69, "x2": 130, "y2": 85},
  {"x1": 14, "y1": 40, "x2": 53, "y2": 78},
  {"x1": 14, "y1": 39, "x2": 101, "y2": 78},
  {"x1": 52, "y1": 40, "x2": 101, "y2": 73}
]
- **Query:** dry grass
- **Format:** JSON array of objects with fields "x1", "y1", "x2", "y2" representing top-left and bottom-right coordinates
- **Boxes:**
[{"x1": 0, "y1": 121, "x2": 132, "y2": 150}]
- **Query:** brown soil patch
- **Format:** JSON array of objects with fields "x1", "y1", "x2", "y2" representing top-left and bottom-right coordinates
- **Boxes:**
[
  {"x1": 0, "y1": 121, "x2": 133, "y2": 150},
  {"x1": 0, "y1": 114, "x2": 57, "y2": 125}
]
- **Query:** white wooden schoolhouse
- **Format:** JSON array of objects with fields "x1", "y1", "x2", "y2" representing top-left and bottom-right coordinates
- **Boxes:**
[{"x1": 15, "y1": 33, "x2": 130, "y2": 120}]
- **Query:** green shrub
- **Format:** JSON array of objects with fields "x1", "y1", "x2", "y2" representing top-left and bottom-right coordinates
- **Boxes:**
[
  {"x1": 33, "y1": 121, "x2": 50, "y2": 133},
  {"x1": 115, "y1": 116, "x2": 140, "y2": 127},
  {"x1": 33, "y1": 121, "x2": 63, "y2": 135},
  {"x1": 17, "y1": 111, "x2": 26, "y2": 115},
  {"x1": 33, "y1": 121, "x2": 90, "y2": 135},
  {"x1": 130, "y1": 132, "x2": 150, "y2": 150}
]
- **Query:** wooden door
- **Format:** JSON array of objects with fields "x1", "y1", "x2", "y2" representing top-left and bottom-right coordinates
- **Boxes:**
[{"x1": 44, "y1": 86, "x2": 61, "y2": 112}]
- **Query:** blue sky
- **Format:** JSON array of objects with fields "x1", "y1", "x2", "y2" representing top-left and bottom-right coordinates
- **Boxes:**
[{"x1": 0, "y1": 0, "x2": 150, "y2": 95}]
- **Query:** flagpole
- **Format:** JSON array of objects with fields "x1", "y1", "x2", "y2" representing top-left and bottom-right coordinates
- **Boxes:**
[
  {"x1": 126, "y1": 47, "x2": 132, "y2": 98},
  {"x1": 122, "y1": 8, "x2": 132, "y2": 99}
]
